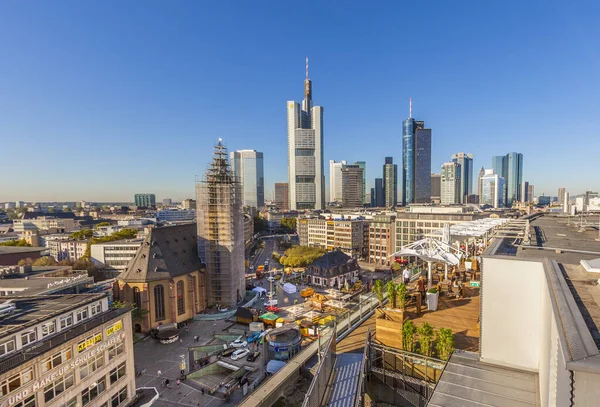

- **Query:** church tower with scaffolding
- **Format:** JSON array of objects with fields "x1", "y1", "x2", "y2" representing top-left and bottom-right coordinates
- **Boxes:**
[{"x1": 196, "y1": 139, "x2": 245, "y2": 308}]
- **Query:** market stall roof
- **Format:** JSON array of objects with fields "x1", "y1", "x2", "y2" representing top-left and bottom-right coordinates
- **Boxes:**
[
  {"x1": 259, "y1": 312, "x2": 280, "y2": 321},
  {"x1": 389, "y1": 237, "x2": 462, "y2": 266},
  {"x1": 252, "y1": 286, "x2": 267, "y2": 293},
  {"x1": 429, "y1": 218, "x2": 511, "y2": 238}
]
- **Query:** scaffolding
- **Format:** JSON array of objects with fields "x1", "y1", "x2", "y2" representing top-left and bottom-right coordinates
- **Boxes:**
[{"x1": 196, "y1": 139, "x2": 245, "y2": 308}]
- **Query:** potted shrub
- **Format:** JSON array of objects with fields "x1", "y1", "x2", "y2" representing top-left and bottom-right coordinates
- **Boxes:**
[
  {"x1": 464, "y1": 257, "x2": 473, "y2": 270},
  {"x1": 386, "y1": 280, "x2": 397, "y2": 309},
  {"x1": 402, "y1": 320, "x2": 417, "y2": 352},
  {"x1": 373, "y1": 279, "x2": 384, "y2": 306},
  {"x1": 417, "y1": 323, "x2": 434, "y2": 357},
  {"x1": 426, "y1": 287, "x2": 439, "y2": 311},
  {"x1": 436, "y1": 328, "x2": 455, "y2": 361}
]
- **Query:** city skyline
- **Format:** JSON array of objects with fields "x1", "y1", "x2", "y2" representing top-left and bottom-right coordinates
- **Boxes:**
[{"x1": 1, "y1": 2, "x2": 600, "y2": 201}]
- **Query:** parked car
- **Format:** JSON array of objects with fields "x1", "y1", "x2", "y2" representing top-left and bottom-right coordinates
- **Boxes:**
[
  {"x1": 247, "y1": 351, "x2": 260, "y2": 362},
  {"x1": 230, "y1": 339, "x2": 248, "y2": 348},
  {"x1": 231, "y1": 349, "x2": 250, "y2": 361},
  {"x1": 221, "y1": 348, "x2": 236, "y2": 357}
]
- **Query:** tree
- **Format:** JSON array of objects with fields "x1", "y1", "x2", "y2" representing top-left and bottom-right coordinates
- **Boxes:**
[
  {"x1": 417, "y1": 323, "x2": 435, "y2": 357},
  {"x1": 386, "y1": 280, "x2": 397, "y2": 308},
  {"x1": 47, "y1": 207, "x2": 55, "y2": 213},
  {"x1": 391, "y1": 261, "x2": 402, "y2": 277},
  {"x1": 397, "y1": 283, "x2": 407, "y2": 310},
  {"x1": 95, "y1": 222, "x2": 111, "y2": 229},
  {"x1": 280, "y1": 217, "x2": 297, "y2": 232},
  {"x1": 436, "y1": 328, "x2": 455, "y2": 361},
  {"x1": 373, "y1": 279, "x2": 384, "y2": 306},
  {"x1": 402, "y1": 320, "x2": 417, "y2": 353},
  {"x1": 254, "y1": 216, "x2": 269, "y2": 233},
  {"x1": 63, "y1": 207, "x2": 72, "y2": 212},
  {"x1": 272, "y1": 252, "x2": 281, "y2": 262},
  {"x1": 32, "y1": 257, "x2": 58, "y2": 266},
  {"x1": 83, "y1": 228, "x2": 138, "y2": 259},
  {"x1": 278, "y1": 246, "x2": 326, "y2": 268},
  {"x1": 70, "y1": 229, "x2": 94, "y2": 240},
  {"x1": 0, "y1": 239, "x2": 32, "y2": 247}
]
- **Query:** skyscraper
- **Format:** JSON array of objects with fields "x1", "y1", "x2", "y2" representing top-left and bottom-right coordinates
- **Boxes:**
[
  {"x1": 491, "y1": 156, "x2": 506, "y2": 180},
  {"x1": 558, "y1": 187, "x2": 566, "y2": 206},
  {"x1": 480, "y1": 169, "x2": 505, "y2": 208},
  {"x1": 430, "y1": 173, "x2": 441, "y2": 203},
  {"x1": 451, "y1": 153, "x2": 474, "y2": 204},
  {"x1": 383, "y1": 157, "x2": 398, "y2": 208},
  {"x1": 196, "y1": 140, "x2": 245, "y2": 308},
  {"x1": 287, "y1": 58, "x2": 324, "y2": 210},
  {"x1": 374, "y1": 178, "x2": 384, "y2": 207},
  {"x1": 230, "y1": 150, "x2": 264, "y2": 208},
  {"x1": 134, "y1": 193, "x2": 156, "y2": 208},
  {"x1": 341, "y1": 165, "x2": 364, "y2": 208},
  {"x1": 528, "y1": 184, "x2": 534, "y2": 203},
  {"x1": 441, "y1": 162, "x2": 461, "y2": 205},
  {"x1": 522, "y1": 181, "x2": 530, "y2": 203},
  {"x1": 329, "y1": 160, "x2": 346, "y2": 203},
  {"x1": 477, "y1": 167, "x2": 485, "y2": 200},
  {"x1": 274, "y1": 183, "x2": 289, "y2": 210},
  {"x1": 353, "y1": 161, "x2": 367, "y2": 204},
  {"x1": 491, "y1": 152, "x2": 523, "y2": 206},
  {"x1": 402, "y1": 99, "x2": 432, "y2": 205}
]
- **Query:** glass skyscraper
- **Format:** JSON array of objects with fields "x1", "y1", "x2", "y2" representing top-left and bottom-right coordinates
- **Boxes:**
[
  {"x1": 353, "y1": 161, "x2": 367, "y2": 204},
  {"x1": 451, "y1": 153, "x2": 474, "y2": 204},
  {"x1": 491, "y1": 152, "x2": 523, "y2": 207},
  {"x1": 230, "y1": 150, "x2": 265, "y2": 208},
  {"x1": 402, "y1": 118, "x2": 416, "y2": 206},
  {"x1": 402, "y1": 101, "x2": 431, "y2": 206}
]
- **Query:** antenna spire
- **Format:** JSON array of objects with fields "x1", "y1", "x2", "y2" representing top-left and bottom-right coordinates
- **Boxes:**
[
  {"x1": 409, "y1": 98, "x2": 412, "y2": 118},
  {"x1": 306, "y1": 56, "x2": 309, "y2": 80}
]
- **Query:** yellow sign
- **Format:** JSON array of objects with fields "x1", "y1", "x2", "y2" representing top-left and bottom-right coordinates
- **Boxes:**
[
  {"x1": 106, "y1": 320, "x2": 123, "y2": 337},
  {"x1": 77, "y1": 332, "x2": 102, "y2": 352}
]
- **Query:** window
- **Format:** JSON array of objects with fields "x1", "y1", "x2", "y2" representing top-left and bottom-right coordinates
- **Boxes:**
[
  {"x1": 154, "y1": 284, "x2": 165, "y2": 321},
  {"x1": 42, "y1": 348, "x2": 73, "y2": 373},
  {"x1": 76, "y1": 307, "x2": 89, "y2": 322},
  {"x1": 110, "y1": 362, "x2": 126, "y2": 384},
  {"x1": 0, "y1": 369, "x2": 33, "y2": 397},
  {"x1": 79, "y1": 352, "x2": 104, "y2": 379},
  {"x1": 59, "y1": 314, "x2": 73, "y2": 329},
  {"x1": 81, "y1": 376, "x2": 106, "y2": 406},
  {"x1": 176, "y1": 281, "x2": 185, "y2": 315},
  {"x1": 12, "y1": 395, "x2": 35, "y2": 407},
  {"x1": 133, "y1": 287, "x2": 141, "y2": 309},
  {"x1": 111, "y1": 386, "x2": 128, "y2": 407},
  {"x1": 108, "y1": 342, "x2": 124, "y2": 361},
  {"x1": 78, "y1": 332, "x2": 102, "y2": 353},
  {"x1": 44, "y1": 372, "x2": 74, "y2": 403},
  {"x1": 59, "y1": 397, "x2": 78, "y2": 407},
  {"x1": 91, "y1": 302, "x2": 102, "y2": 315},
  {"x1": 21, "y1": 330, "x2": 36, "y2": 347},
  {"x1": 0, "y1": 338, "x2": 15, "y2": 356}
]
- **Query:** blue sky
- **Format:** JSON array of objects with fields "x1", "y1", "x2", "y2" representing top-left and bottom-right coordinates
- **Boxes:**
[{"x1": 1, "y1": 1, "x2": 599, "y2": 202}]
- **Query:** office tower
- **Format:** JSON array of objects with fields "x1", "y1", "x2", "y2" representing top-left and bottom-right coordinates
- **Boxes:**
[
  {"x1": 274, "y1": 183, "x2": 289, "y2": 210},
  {"x1": 374, "y1": 178, "x2": 384, "y2": 207},
  {"x1": 558, "y1": 187, "x2": 566, "y2": 206},
  {"x1": 329, "y1": 160, "x2": 346, "y2": 203},
  {"x1": 230, "y1": 150, "x2": 265, "y2": 208},
  {"x1": 287, "y1": 58, "x2": 325, "y2": 210},
  {"x1": 430, "y1": 173, "x2": 441, "y2": 203},
  {"x1": 353, "y1": 161, "x2": 367, "y2": 204},
  {"x1": 134, "y1": 193, "x2": 156, "y2": 208},
  {"x1": 528, "y1": 184, "x2": 534, "y2": 203},
  {"x1": 441, "y1": 162, "x2": 461, "y2": 205},
  {"x1": 162, "y1": 198, "x2": 172, "y2": 206},
  {"x1": 451, "y1": 153, "x2": 474, "y2": 204},
  {"x1": 505, "y1": 152, "x2": 523, "y2": 206},
  {"x1": 522, "y1": 181, "x2": 530, "y2": 203},
  {"x1": 480, "y1": 169, "x2": 505, "y2": 208},
  {"x1": 341, "y1": 165, "x2": 364, "y2": 208},
  {"x1": 563, "y1": 191, "x2": 570, "y2": 213},
  {"x1": 477, "y1": 167, "x2": 485, "y2": 201},
  {"x1": 383, "y1": 157, "x2": 398, "y2": 208},
  {"x1": 491, "y1": 156, "x2": 506, "y2": 180},
  {"x1": 196, "y1": 139, "x2": 245, "y2": 308},
  {"x1": 402, "y1": 99, "x2": 432, "y2": 205}
]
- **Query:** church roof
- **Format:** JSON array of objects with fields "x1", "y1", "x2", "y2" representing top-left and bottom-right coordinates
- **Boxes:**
[
  {"x1": 117, "y1": 223, "x2": 203, "y2": 283},
  {"x1": 308, "y1": 250, "x2": 356, "y2": 270}
]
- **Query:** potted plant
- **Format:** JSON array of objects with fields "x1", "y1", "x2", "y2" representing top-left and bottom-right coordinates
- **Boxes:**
[
  {"x1": 426, "y1": 287, "x2": 439, "y2": 311},
  {"x1": 386, "y1": 280, "x2": 397, "y2": 308},
  {"x1": 417, "y1": 323, "x2": 434, "y2": 357},
  {"x1": 464, "y1": 257, "x2": 473, "y2": 270},
  {"x1": 373, "y1": 279, "x2": 384, "y2": 306},
  {"x1": 435, "y1": 328, "x2": 455, "y2": 361},
  {"x1": 402, "y1": 320, "x2": 417, "y2": 352}
]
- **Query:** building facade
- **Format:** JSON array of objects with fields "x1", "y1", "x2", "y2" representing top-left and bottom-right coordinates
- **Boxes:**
[
  {"x1": 274, "y1": 183, "x2": 289, "y2": 211},
  {"x1": 90, "y1": 239, "x2": 143, "y2": 271},
  {"x1": 372, "y1": 178, "x2": 384, "y2": 207},
  {"x1": 369, "y1": 215, "x2": 396, "y2": 265},
  {"x1": 477, "y1": 166, "x2": 485, "y2": 201},
  {"x1": 383, "y1": 157, "x2": 398, "y2": 208},
  {"x1": 47, "y1": 240, "x2": 88, "y2": 262},
  {"x1": 341, "y1": 165, "x2": 364, "y2": 208},
  {"x1": 441, "y1": 162, "x2": 461, "y2": 205},
  {"x1": 451, "y1": 152, "x2": 474, "y2": 204},
  {"x1": 558, "y1": 187, "x2": 566, "y2": 206},
  {"x1": 414, "y1": 127, "x2": 432, "y2": 203},
  {"x1": 480, "y1": 169, "x2": 505, "y2": 208},
  {"x1": 297, "y1": 217, "x2": 368, "y2": 258},
  {"x1": 528, "y1": 184, "x2": 534, "y2": 203},
  {"x1": 329, "y1": 160, "x2": 346, "y2": 203},
  {"x1": 155, "y1": 209, "x2": 196, "y2": 223},
  {"x1": 505, "y1": 152, "x2": 523, "y2": 206},
  {"x1": 522, "y1": 181, "x2": 530, "y2": 203},
  {"x1": 0, "y1": 294, "x2": 135, "y2": 407},
  {"x1": 287, "y1": 60, "x2": 325, "y2": 210},
  {"x1": 230, "y1": 150, "x2": 265, "y2": 209},
  {"x1": 134, "y1": 193, "x2": 156, "y2": 208},
  {"x1": 305, "y1": 251, "x2": 360, "y2": 288},
  {"x1": 13, "y1": 218, "x2": 77, "y2": 234},
  {"x1": 196, "y1": 141, "x2": 245, "y2": 308},
  {"x1": 181, "y1": 199, "x2": 196, "y2": 210},
  {"x1": 353, "y1": 161, "x2": 367, "y2": 204},
  {"x1": 430, "y1": 173, "x2": 441, "y2": 203}
]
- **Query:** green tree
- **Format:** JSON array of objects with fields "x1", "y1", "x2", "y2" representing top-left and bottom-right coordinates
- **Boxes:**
[
  {"x1": 32, "y1": 257, "x2": 58, "y2": 266},
  {"x1": 397, "y1": 283, "x2": 407, "y2": 310},
  {"x1": 278, "y1": 246, "x2": 326, "y2": 268},
  {"x1": 272, "y1": 252, "x2": 281, "y2": 262},
  {"x1": 417, "y1": 323, "x2": 435, "y2": 357},
  {"x1": 70, "y1": 229, "x2": 94, "y2": 240},
  {"x1": 386, "y1": 280, "x2": 397, "y2": 308},
  {"x1": 95, "y1": 222, "x2": 111, "y2": 229},
  {"x1": 391, "y1": 261, "x2": 402, "y2": 277},
  {"x1": 63, "y1": 207, "x2": 72, "y2": 212},
  {"x1": 0, "y1": 239, "x2": 32, "y2": 247},
  {"x1": 402, "y1": 320, "x2": 417, "y2": 353},
  {"x1": 280, "y1": 217, "x2": 297, "y2": 232},
  {"x1": 373, "y1": 279, "x2": 384, "y2": 306},
  {"x1": 83, "y1": 228, "x2": 138, "y2": 259},
  {"x1": 436, "y1": 328, "x2": 455, "y2": 361}
]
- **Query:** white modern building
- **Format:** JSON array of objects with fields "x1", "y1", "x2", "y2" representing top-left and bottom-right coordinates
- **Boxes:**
[
  {"x1": 155, "y1": 208, "x2": 195, "y2": 223},
  {"x1": 440, "y1": 162, "x2": 461, "y2": 205},
  {"x1": 480, "y1": 169, "x2": 505, "y2": 208},
  {"x1": 329, "y1": 160, "x2": 346, "y2": 203},
  {"x1": 230, "y1": 149, "x2": 265, "y2": 208},
  {"x1": 47, "y1": 240, "x2": 88, "y2": 262},
  {"x1": 13, "y1": 218, "x2": 78, "y2": 234},
  {"x1": 90, "y1": 239, "x2": 143, "y2": 271},
  {"x1": 287, "y1": 58, "x2": 325, "y2": 210}
]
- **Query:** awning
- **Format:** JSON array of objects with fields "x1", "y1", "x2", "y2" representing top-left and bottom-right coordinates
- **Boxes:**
[{"x1": 259, "y1": 312, "x2": 279, "y2": 321}]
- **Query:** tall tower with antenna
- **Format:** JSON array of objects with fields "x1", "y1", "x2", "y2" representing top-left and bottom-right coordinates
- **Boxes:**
[
  {"x1": 287, "y1": 58, "x2": 325, "y2": 210},
  {"x1": 402, "y1": 99, "x2": 432, "y2": 205}
]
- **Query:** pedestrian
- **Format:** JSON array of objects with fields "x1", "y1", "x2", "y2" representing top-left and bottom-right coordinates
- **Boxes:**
[
  {"x1": 176, "y1": 379, "x2": 180, "y2": 388},
  {"x1": 157, "y1": 369, "x2": 162, "y2": 377},
  {"x1": 165, "y1": 378, "x2": 170, "y2": 388},
  {"x1": 403, "y1": 267, "x2": 411, "y2": 284},
  {"x1": 180, "y1": 338, "x2": 183, "y2": 344}
]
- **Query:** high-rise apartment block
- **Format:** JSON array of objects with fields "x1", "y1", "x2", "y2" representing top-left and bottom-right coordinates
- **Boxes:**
[
  {"x1": 383, "y1": 157, "x2": 398, "y2": 208},
  {"x1": 230, "y1": 149, "x2": 265, "y2": 208},
  {"x1": 371, "y1": 178, "x2": 384, "y2": 207},
  {"x1": 522, "y1": 181, "x2": 530, "y2": 203},
  {"x1": 402, "y1": 100, "x2": 432, "y2": 205},
  {"x1": 491, "y1": 152, "x2": 523, "y2": 206},
  {"x1": 274, "y1": 183, "x2": 289, "y2": 211},
  {"x1": 134, "y1": 193, "x2": 156, "y2": 208},
  {"x1": 287, "y1": 59, "x2": 325, "y2": 210},
  {"x1": 329, "y1": 160, "x2": 346, "y2": 203},
  {"x1": 480, "y1": 169, "x2": 505, "y2": 208},
  {"x1": 196, "y1": 140, "x2": 245, "y2": 307},
  {"x1": 430, "y1": 173, "x2": 441, "y2": 203},
  {"x1": 528, "y1": 184, "x2": 534, "y2": 203},
  {"x1": 451, "y1": 153, "x2": 474, "y2": 203},
  {"x1": 441, "y1": 162, "x2": 461, "y2": 205},
  {"x1": 341, "y1": 165, "x2": 364, "y2": 208},
  {"x1": 353, "y1": 161, "x2": 367, "y2": 204}
]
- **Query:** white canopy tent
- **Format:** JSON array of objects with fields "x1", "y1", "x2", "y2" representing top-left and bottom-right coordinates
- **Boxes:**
[{"x1": 389, "y1": 237, "x2": 463, "y2": 289}]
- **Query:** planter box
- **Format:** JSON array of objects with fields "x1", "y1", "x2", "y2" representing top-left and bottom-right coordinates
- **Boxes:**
[{"x1": 427, "y1": 292, "x2": 439, "y2": 311}]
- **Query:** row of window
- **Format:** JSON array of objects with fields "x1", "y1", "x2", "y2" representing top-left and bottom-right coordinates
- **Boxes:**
[{"x1": 153, "y1": 279, "x2": 195, "y2": 321}]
